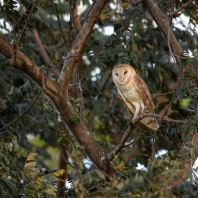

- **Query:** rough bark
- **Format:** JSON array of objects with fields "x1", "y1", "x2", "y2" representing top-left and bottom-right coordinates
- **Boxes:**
[
  {"x1": 0, "y1": 0, "x2": 115, "y2": 178},
  {"x1": 59, "y1": 0, "x2": 109, "y2": 93},
  {"x1": 144, "y1": 0, "x2": 182, "y2": 65},
  {"x1": 142, "y1": 0, "x2": 198, "y2": 193},
  {"x1": 57, "y1": 147, "x2": 68, "y2": 198}
]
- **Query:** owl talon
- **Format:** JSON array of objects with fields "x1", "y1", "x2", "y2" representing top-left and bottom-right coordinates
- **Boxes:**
[{"x1": 128, "y1": 118, "x2": 135, "y2": 126}]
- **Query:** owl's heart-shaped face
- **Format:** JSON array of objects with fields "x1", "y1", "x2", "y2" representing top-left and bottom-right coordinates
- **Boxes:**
[{"x1": 112, "y1": 65, "x2": 134, "y2": 85}]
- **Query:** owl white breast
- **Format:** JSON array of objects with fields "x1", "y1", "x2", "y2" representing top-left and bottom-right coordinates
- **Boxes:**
[{"x1": 112, "y1": 63, "x2": 159, "y2": 131}]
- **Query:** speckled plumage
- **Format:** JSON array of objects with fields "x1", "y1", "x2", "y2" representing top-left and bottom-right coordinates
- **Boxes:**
[{"x1": 112, "y1": 64, "x2": 159, "y2": 131}]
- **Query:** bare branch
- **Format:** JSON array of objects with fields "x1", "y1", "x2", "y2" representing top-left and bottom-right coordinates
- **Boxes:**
[
  {"x1": 161, "y1": 93, "x2": 177, "y2": 120},
  {"x1": 133, "y1": 112, "x2": 185, "y2": 124},
  {"x1": 55, "y1": 3, "x2": 69, "y2": 52},
  {"x1": 143, "y1": 0, "x2": 183, "y2": 66},
  {"x1": 0, "y1": 89, "x2": 42, "y2": 132},
  {"x1": 17, "y1": 2, "x2": 35, "y2": 42},
  {"x1": 32, "y1": 30, "x2": 60, "y2": 78},
  {"x1": 107, "y1": 124, "x2": 135, "y2": 161},
  {"x1": 168, "y1": 0, "x2": 194, "y2": 17},
  {"x1": 126, "y1": 0, "x2": 143, "y2": 6},
  {"x1": 108, "y1": 113, "x2": 185, "y2": 161},
  {"x1": 59, "y1": 0, "x2": 109, "y2": 95},
  {"x1": 73, "y1": 6, "x2": 82, "y2": 32},
  {"x1": 0, "y1": 36, "x2": 60, "y2": 99},
  {"x1": 21, "y1": 4, "x2": 60, "y2": 78},
  {"x1": 152, "y1": 90, "x2": 175, "y2": 100},
  {"x1": 76, "y1": 75, "x2": 85, "y2": 123},
  {"x1": 169, "y1": 0, "x2": 175, "y2": 26}
]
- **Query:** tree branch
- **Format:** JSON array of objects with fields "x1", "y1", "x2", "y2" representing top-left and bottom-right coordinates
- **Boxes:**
[
  {"x1": 55, "y1": 3, "x2": 69, "y2": 52},
  {"x1": 133, "y1": 112, "x2": 185, "y2": 124},
  {"x1": 107, "y1": 124, "x2": 135, "y2": 161},
  {"x1": 168, "y1": 0, "x2": 194, "y2": 17},
  {"x1": 152, "y1": 90, "x2": 175, "y2": 101},
  {"x1": 0, "y1": 88, "x2": 42, "y2": 132},
  {"x1": 32, "y1": 30, "x2": 60, "y2": 78},
  {"x1": 21, "y1": 4, "x2": 60, "y2": 78},
  {"x1": 73, "y1": 6, "x2": 82, "y2": 33},
  {"x1": 58, "y1": 0, "x2": 109, "y2": 95},
  {"x1": 143, "y1": 0, "x2": 183, "y2": 66},
  {"x1": 108, "y1": 113, "x2": 185, "y2": 161},
  {"x1": 0, "y1": 36, "x2": 60, "y2": 99},
  {"x1": 127, "y1": 0, "x2": 143, "y2": 6}
]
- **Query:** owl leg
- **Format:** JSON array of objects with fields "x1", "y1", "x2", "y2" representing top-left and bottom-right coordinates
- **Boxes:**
[
  {"x1": 131, "y1": 102, "x2": 140, "y2": 120},
  {"x1": 140, "y1": 102, "x2": 145, "y2": 113}
]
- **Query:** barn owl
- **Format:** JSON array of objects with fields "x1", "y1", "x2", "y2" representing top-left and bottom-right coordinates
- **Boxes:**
[{"x1": 112, "y1": 64, "x2": 159, "y2": 131}]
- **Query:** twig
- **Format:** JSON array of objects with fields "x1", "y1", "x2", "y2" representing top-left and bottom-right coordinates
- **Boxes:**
[
  {"x1": 20, "y1": 4, "x2": 60, "y2": 78},
  {"x1": 169, "y1": 0, "x2": 175, "y2": 26},
  {"x1": 58, "y1": 0, "x2": 109, "y2": 91},
  {"x1": 107, "y1": 124, "x2": 135, "y2": 161},
  {"x1": 32, "y1": 30, "x2": 60, "y2": 77},
  {"x1": 0, "y1": 89, "x2": 42, "y2": 132},
  {"x1": 54, "y1": 3, "x2": 68, "y2": 51},
  {"x1": 161, "y1": 94, "x2": 177, "y2": 121},
  {"x1": 152, "y1": 90, "x2": 175, "y2": 100},
  {"x1": 133, "y1": 112, "x2": 185, "y2": 124},
  {"x1": 76, "y1": 74, "x2": 85, "y2": 123},
  {"x1": 73, "y1": 6, "x2": 82, "y2": 33},
  {"x1": 168, "y1": 0, "x2": 193, "y2": 17},
  {"x1": 58, "y1": 145, "x2": 75, "y2": 169},
  {"x1": 124, "y1": 141, "x2": 133, "y2": 148},
  {"x1": 126, "y1": 0, "x2": 143, "y2": 6},
  {"x1": 193, "y1": 2, "x2": 198, "y2": 9},
  {"x1": 108, "y1": 112, "x2": 185, "y2": 161},
  {"x1": 17, "y1": 2, "x2": 36, "y2": 42}
]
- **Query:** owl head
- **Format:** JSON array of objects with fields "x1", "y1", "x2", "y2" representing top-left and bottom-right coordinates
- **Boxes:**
[{"x1": 112, "y1": 64, "x2": 136, "y2": 85}]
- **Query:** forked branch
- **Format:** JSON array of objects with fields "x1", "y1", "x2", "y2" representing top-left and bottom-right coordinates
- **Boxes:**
[
  {"x1": 168, "y1": 0, "x2": 194, "y2": 17},
  {"x1": 58, "y1": 0, "x2": 109, "y2": 94}
]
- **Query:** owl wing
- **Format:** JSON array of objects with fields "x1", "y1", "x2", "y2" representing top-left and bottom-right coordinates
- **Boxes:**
[
  {"x1": 134, "y1": 74, "x2": 155, "y2": 112},
  {"x1": 117, "y1": 87, "x2": 158, "y2": 131},
  {"x1": 117, "y1": 88, "x2": 135, "y2": 113}
]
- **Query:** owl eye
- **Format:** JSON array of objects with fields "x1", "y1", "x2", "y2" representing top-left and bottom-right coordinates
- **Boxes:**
[
  {"x1": 124, "y1": 71, "x2": 128, "y2": 75},
  {"x1": 116, "y1": 73, "x2": 118, "y2": 76}
]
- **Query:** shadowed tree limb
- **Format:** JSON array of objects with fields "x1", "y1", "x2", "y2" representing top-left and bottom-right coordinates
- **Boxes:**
[
  {"x1": 0, "y1": 36, "x2": 60, "y2": 99},
  {"x1": 0, "y1": 0, "x2": 115, "y2": 178},
  {"x1": 108, "y1": 113, "x2": 186, "y2": 161}
]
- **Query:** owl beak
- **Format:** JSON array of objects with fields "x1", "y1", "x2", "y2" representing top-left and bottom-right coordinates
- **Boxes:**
[{"x1": 120, "y1": 78, "x2": 124, "y2": 82}]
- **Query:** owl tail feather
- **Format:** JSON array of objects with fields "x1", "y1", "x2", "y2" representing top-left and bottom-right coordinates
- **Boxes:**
[{"x1": 140, "y1": 117, "x2": 159, "y2": 131}]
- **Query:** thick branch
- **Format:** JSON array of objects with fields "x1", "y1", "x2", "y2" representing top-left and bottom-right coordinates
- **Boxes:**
[
  {"x1": 59, "y1": 0, "x2": 109, "y2": 94},
  {"x1": 0, "y1": 36, "x2": 60, "y2": 99},
  {"x1": 57, "y1": 101, "x2": 115, "y2": 176},
  {"x1": 143, "y1": 0, "x2": 183, "y2": 65},
  {"x1": 32, "y1": 30, "x2": 60, "y2": 78}
]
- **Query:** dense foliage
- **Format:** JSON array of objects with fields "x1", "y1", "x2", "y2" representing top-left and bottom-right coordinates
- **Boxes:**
[{"x1": 0, "y1": 0, "x2": 198, "y2": 197}]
